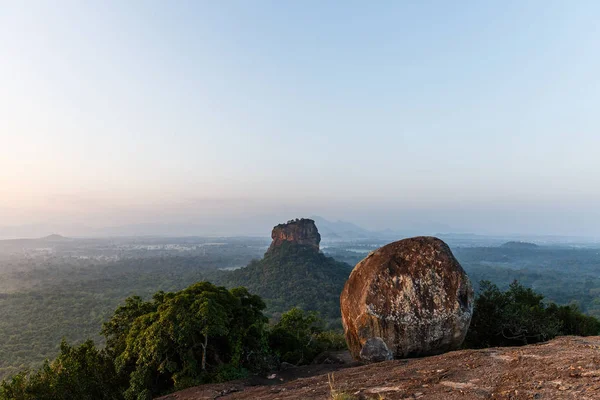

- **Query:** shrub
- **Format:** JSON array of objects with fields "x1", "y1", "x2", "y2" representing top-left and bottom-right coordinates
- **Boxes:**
[{"x1": 465, "y1": 280, "x2": 600, "y2": 348}]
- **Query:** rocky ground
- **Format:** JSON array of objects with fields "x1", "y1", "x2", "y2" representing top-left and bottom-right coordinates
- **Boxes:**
[{"x1": 157, "y1": 336, "x2": 600, "y2": 400}]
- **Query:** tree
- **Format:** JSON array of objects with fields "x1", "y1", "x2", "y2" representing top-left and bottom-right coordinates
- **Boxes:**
[
  {"x1": 110, "y1": 282, "x2": 267, "y2": 399},
  {"x1": 466, "y1": 280, "x2": 560, "y2": 347},
  {"x1": 501, "y1": 281, "x2": 560, "y2": 344},
  {"x1": 102, "y1": 295, "x2": 158, "y2": 358},
  {"x1": 547, "y1": 303, "x2": 600, "y2": 336},
  {"x1": 0, "y1": 340, "x2": 121, "y2": 400},
  {"x1": 465, "y1": 280, "x2": 600, "y2": 349},
  {"x1": 222, "y1": 242, "x2": 352, "y2": 326},
  {"x1": 268, "y1": 307, "x2": 324, "y2": 365},
  {"x1": 1, "y1": 280, "x2": 350, "y2": 399}
]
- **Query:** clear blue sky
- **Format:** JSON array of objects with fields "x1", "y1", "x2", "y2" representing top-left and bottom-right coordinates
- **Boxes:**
[{"x1": 1, "y1": 1, "x2": 600, "y2": 236}]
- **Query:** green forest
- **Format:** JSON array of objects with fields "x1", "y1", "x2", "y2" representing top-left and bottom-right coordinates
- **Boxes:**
[
  {"x1": 221, "y1": 241, "x2": 352, "y2": 323},
  {"x1": 0, "y1": 281, "x2": 345, "y2": 400},
  {"x1": 0, "y1": 256, "x2": 224, "y2": 379},
  {"x1": 3, "y1": 239, "x2": 600, "y2": 395},
  {"x1": 327, "y1": 243, "x2": 600, "y2": 317},
  {"x1": 0, "y1": 241, "x2": 350, "y2": 379},
  {"x1": 1, "y1": 277, "x2": 598, "y2": 400}
]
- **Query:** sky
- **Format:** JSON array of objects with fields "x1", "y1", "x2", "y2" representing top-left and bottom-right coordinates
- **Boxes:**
[{"x1": 1, "y1": 1, "x2": 600, "y2": 237}]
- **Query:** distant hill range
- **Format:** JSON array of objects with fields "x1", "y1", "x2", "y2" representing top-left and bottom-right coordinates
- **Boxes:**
[
  {"x1": 501, "y1": 241, "x2": 539, "y2": 249},
  {"x1": 0, "y1": 234, "x2": 72, "y2": 250},
  {"x1": 39, "y1": 234, "x2": 69, "y2": 241},
  {"x1": 311, "y1": 216, "x2": 453, "y2": 241},
  {"x1": 220, "y1": 218, "x2": 352, "y2": 324},
  {"x1": 0, "y1": 216, "x2": 443, "y2": 241},
  {"x1": 1, "y1": 219, "x2": 595, "y2": 246},
  {"x1": 310, "y1": 216, "x2": 372, "y2": 239}
]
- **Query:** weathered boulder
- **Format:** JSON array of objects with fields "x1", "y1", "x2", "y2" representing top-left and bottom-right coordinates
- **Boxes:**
[
  {"x1": 340, "y1": 236, "x2": 474, "y2": 362},
  {"x1": 268, "y1": 218, "x2": 321, "y2": 253}
]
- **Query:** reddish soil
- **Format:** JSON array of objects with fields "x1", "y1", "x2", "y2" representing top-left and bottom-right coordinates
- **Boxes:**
[{"x1": 157, "y1": 336, "x2": 600, "y2": 400}]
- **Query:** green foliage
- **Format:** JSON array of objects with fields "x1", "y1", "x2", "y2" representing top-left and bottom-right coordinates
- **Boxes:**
[
  {"x1": 210, "y1": 364, "x2": 248, "y2": 383},
  {"x1": 466, "y1": 280, "x2": 600, "y2": 348},
  {"x1": 222, "y1": 243, "x2": 352, "y2": 327},
  {"x1": 0, "y1": 242, "x2": 350, "y2": 380},
  {"x1": 105, "y1": 282, "x2": 268, "y2": 399},
  {"x1": 315, "y1": 330, "x2": 348, "y2": 351},
  {"x1": 0, "y1": 281, "x2": 272, "y2": 399},
  {"x1": 453, "y1": 245, "x2": 600, "y2": 318},
  {"x1": 6, "y1": 239, "x2": 600, "y2": 398},
  {"x1": 269, "y1": 307, "x2": 323, "y2": 365},
  {"x1": 0, "y1": 256, "x2": 224, "y2": 381},
  {"x1": 0, "y1": 282, "x2": 345, "y2": 399},
  {"x1": 268, "y1": 308, "x2": 346, "y2": 365},
  {"x1": 547, "y1": 303, "x2": 600, "y2": 336},
  {"x1": 0, "y1": 340, "x2": 120, "y2": 400},
  {"x1": 101, "y1": 296, "x2": 157, "y2": 358}
]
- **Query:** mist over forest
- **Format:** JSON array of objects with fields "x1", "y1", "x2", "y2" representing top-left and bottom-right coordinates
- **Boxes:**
[
  {"x1": 2, "y1": 217, "x2": 600, "y2": 383},
  {"x1": 4, "y1": 1, "x2": 600, "y2": 398}
]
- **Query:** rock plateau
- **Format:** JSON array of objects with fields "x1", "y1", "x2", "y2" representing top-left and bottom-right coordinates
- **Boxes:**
[
  {"x1": 157, "y1": 336, "x2": 600, "y2": 400},
  {"x1": 267, "y1": 218, "x2": 321, "y2": 253}
]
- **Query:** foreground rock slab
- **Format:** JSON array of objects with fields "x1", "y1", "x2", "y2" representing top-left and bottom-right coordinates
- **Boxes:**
[
  {"x1": 157, "y1": 336, "x2": 600, "y2": 399},
  {"x1": 341, "y1": 236, "x2": 474, "y2": 361}
]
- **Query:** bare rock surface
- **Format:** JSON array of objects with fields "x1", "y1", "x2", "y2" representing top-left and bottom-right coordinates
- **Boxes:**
[
  {"x1": 340, "y1": 236, "x2": 474, "y2": 361},
  {"x1": 267, "y1": 218, "x2": 321, "y2": 253},
  {"x1": 156, "y1": 336, "x2": 600, "y2": 399}
]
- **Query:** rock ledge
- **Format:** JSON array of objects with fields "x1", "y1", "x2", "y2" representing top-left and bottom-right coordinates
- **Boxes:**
[{"x1": 157, "y1": 336, "x2": 600, "y2": 400}]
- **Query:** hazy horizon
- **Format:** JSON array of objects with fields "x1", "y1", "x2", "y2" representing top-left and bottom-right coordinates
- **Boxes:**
[
  {"x1": 2, "y1": 212, "x2": 600, "y2": 241},
  {"x1": 3, "y1": 1, "x2": 600, "y2": 238}
]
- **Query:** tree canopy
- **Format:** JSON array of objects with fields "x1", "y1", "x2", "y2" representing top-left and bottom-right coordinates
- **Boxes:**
[
  {"x1": 104, "y1": 282, "x2": 268, "y2": 399},
  {"x1": 0, "y1": 340, "x2": 121, "y2": 400},
  {"x1": 0, "y1": 281, "x2": 345, "y2": 400},
  {"x1": 465, "y1": 280, "x2": 600, "y2": 348},
  {"x1": 222, "y1": 242, "x2": 352, "y2": 326}
]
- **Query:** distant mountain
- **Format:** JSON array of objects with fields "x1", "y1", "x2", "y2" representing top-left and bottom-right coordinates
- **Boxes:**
[
  {"x1": 0, "y1": 234, "x2": 72, "y2": 249},
  {"x1": 0, "y1": 224, "x2": 87, "y2": 240},
  {"x1": 0, "y1": 216, "x2": 450, "y2": 240},
  {"x1": 220, "y1": 219, "x2": 352, "y2": 324},
  {"x1": 310, "y1": 216, "x2": 375, "y2": 240},
  {"x1": 40, "y1": 234, "x2": 69, "y2": 241},
  {"x1": 311, "y1": 216, "x2": 456, "y2": 241},
  {"x1": 501, "y1": 241, "x2": 539, "y2": 249}
]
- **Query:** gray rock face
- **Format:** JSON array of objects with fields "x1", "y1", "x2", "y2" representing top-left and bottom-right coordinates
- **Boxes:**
[
  {"x1": 268, "y1": 218, "x2": 321, "y2": 253},
  {"x1": 340, "y1": 236, "x2": 474, "y2": 362},
  {"x1": 359, "y1": 337, "x2": 394, "y2": 363}
]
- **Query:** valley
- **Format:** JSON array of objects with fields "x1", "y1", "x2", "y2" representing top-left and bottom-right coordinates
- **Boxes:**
[{"x1": 2, "y1": 227, "x2": 600, "y2": 380}]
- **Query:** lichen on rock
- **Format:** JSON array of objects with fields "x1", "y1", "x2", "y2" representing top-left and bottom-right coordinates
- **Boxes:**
[{"x1": 340, "y1": 236, "x2": 474, "y2": 362}]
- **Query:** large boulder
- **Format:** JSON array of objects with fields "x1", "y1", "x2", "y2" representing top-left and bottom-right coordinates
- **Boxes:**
[
  {"x1": 340, "y1": 236, "x2": 474, "y2": 361},
  {"x1": 268, "y1": 218, "x2": 321, "y2": 253}
]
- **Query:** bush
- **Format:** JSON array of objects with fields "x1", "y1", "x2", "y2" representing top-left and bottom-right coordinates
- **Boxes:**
[
  {"x1": 211, "y1": 364, "x2": 248, "y2": 383},
  {"x1": 269, "y1": 308, "x2": 324, "y2": 365},
  {"x1": 105, "y1": 283, "x2": 268, "y2": 398},
  {"x1": 547, "y1": 303, "x2": 600, "y2": 336},
  {"x1": 1, "y1": 283, "x2": 350, "y2": 399},
  {"x1": 315, "y1": 331, "x2": 348, "y2": 351},
  {"x1": 268, "y1": 307, "x2": 346, "y2": 365},
  {"x1": 465, "y1": 280, "x2": 600, "y2": 348},
  {"x1": 0, "y1": 340, "x2": 121, "y2": 400}
]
